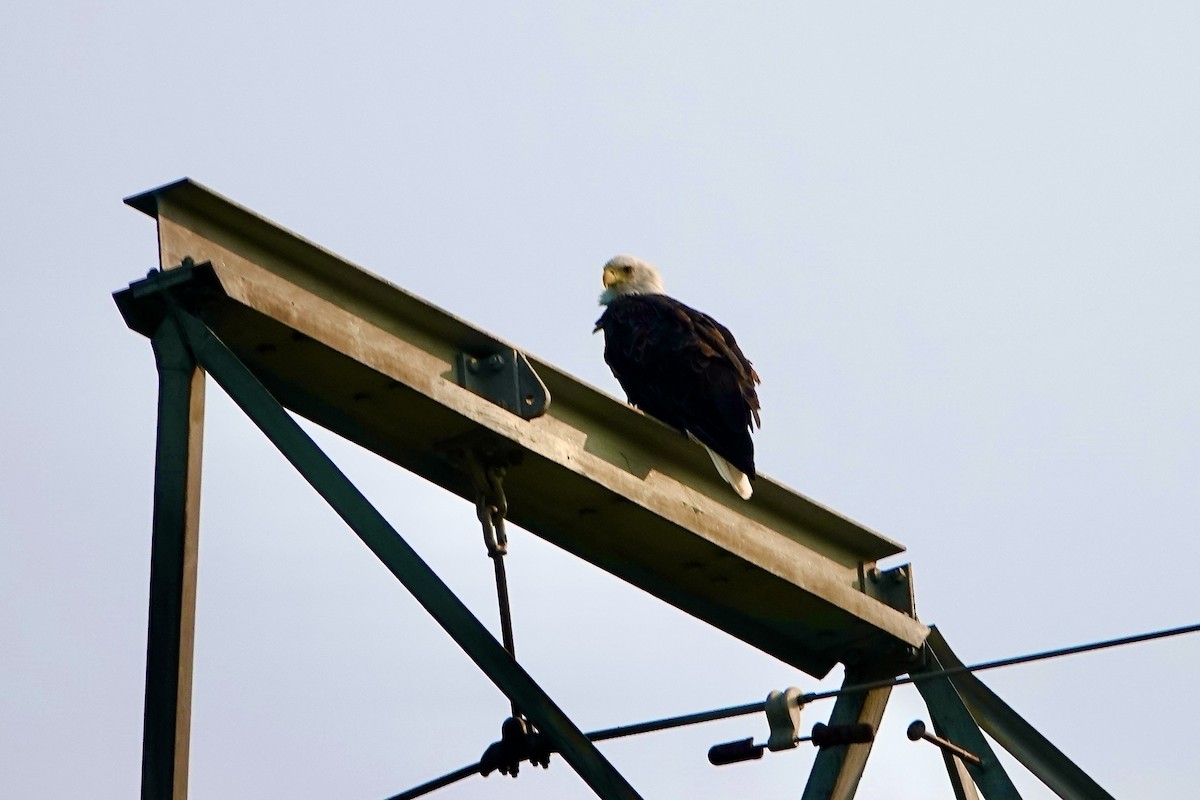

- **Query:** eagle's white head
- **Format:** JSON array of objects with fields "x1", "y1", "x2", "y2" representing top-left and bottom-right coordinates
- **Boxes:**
[{"x1": 599, "y1": 255, "x2": 666, "y2": 305}]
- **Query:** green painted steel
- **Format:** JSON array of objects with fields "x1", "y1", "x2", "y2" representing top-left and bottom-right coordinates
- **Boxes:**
[
  {"x1": 454, "y1": 348, "x2": 550, "y2": 420},
  {"x1": 926, "y1": 629, "x2": 1115, "y2": 800},
  {"x1": 141, "y1": 317, "x2": 202, "y2": 800},
  {"x1": 800, "y1": 667, "x2": 891, "y2": 800},
  {"x1": 913, "y1": 644, "x2": 1022, "y2": 799},
  {"x1": 940, "y1": 747, "x2": 983, "y2": 800},
  {"x1": 165, "y1": 303, "x2": 642, "y2": 800}
]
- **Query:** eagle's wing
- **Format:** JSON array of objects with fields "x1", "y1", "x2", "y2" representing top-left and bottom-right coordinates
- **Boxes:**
[{"x1": 597, "y1": 295, "x2": 759, "y2": 478}]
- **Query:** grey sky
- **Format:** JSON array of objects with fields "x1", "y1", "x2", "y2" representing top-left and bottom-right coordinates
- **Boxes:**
[{"x1": 3, "y1": 4, "x2": 1198, "y2": 798}]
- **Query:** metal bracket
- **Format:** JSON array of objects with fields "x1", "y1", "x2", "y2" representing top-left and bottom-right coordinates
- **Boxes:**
[
  {"x1": 862, "y1": 563, "x2": 916, "y2": 618},
  {"x1": 455, "y1": 348, "x2": 550, "y2": 420},
  {"x1": 114, "y1": 258, "x2": 222, "y2": 338},
  {"x1": 765, "y1": 687, "x2": 805, "y2": 751}
]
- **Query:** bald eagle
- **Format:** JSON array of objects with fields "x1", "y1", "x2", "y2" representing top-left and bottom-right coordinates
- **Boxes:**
[{"x1": 593, "y1": 255, "x2": 762, "y2": 499}]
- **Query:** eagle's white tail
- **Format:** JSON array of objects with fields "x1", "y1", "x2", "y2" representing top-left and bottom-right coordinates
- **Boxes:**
[{"x1": 700, "y1": 443, "x2": 753, "y2": 499}]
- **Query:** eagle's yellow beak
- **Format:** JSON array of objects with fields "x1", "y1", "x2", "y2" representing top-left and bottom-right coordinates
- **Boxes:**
[{"x1": 602, "y1": 266, "x2": 622, "y2": 288}]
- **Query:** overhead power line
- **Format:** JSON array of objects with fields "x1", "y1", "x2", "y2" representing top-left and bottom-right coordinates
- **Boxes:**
[
  {"x1": 578, "y1": 620, "x2": 1200, "y2": 742},
  {"x1": 385, "y1": 620, "x2": 1200, "y2": 799}
]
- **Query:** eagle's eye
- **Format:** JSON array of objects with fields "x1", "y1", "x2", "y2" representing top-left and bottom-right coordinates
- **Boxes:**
[{"x1": 623, "y1": 266, "x2": 634, "y2": 276}]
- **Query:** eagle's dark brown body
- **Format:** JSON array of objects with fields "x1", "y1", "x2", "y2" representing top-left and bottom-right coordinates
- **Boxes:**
[{"x1": 595, "y1": 293, "x2": 761, "y2": 479}]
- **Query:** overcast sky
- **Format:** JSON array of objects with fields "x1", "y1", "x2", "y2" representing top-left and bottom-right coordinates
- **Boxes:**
[{"x1": 3, "y1": 4, "x2": 1199, "y2": 799}]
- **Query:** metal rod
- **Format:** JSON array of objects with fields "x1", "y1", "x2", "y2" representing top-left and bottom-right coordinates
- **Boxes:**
[
  {"x1": 491, "y1": 552, "x2": 518, "y2": 719},
  {"x1": 476, "y1": 471, "x2": 518, "y2": 718},
  {"x1": 492, "y1": 555, "x2": 516, "y2": 658},
  {"x1": 907, "y1": 720, "x2": 982, "y2": 766}
]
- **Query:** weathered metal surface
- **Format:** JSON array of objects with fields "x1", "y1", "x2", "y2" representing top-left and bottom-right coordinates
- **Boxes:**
[
  {"x1": 455, "y1": 348, "x2": 550, "y2": 420},
  {"x1": 863, "y1": 563, "x2": 917, "y2": 618},
  {"x1": 140, "y1": 317, "x2": 204, "y2": 800},
  {"x1": 120, "y1": 178, "x2": 927, "y2": 678}
]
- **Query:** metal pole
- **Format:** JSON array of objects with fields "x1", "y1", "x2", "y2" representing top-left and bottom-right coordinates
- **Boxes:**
[
  {"x1": 141, "y1": 316, "x2": 205, "y2": 800},
  {"x1": 169, "y1": 305, "x2": 642, "y2": 800},
  {"x1": 801, "y1": 667, "x2": 892, "y2": 800}
]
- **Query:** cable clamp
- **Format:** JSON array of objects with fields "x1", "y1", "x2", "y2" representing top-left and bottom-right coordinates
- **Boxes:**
[{"x1": 468, "y1": 456, "x2": 508, "y2": 557}]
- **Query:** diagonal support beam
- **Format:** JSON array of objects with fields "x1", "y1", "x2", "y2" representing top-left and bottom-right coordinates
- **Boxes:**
[
  {"x1": 926, "y1": 629, "x2": 1114, "y2": 800},
  {"x1": 165, "y1": 303, "x2": 642, "y2": 800},
  {"x1": 801, "y1": 667, "x2": 893, "y2": 800},
  {"x1": 142, "y1": 317, "x2": 205, "y2": 800},
  {"x1": 913, "y1": 641, "x2": 1021, "y2": 800},
  {"x1": 941, "y1": 751, "x2": 983, "y2": 800}
]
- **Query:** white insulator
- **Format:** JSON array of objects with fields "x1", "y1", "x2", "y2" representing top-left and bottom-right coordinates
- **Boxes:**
[{"x1": 765, "y1": 687, "x2": 805, "y2": 752}]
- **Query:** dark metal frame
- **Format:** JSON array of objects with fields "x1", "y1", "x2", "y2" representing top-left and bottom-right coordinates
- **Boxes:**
[
  {"x1": 116, "y1": 206, "x2": 1115, "y2": 799},
  {"x1": 140, "y1": 312, "x2": 204, "y2": 800},
  {"x1": 800, "y1": 667, "x2": 893, "y2": 800},
  {"x1": 921, "y1": 629, "x2": 1114, "y2": 800},
  {"x1": 123, "y1": 277, "x2": 642, "y2": 799}
]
